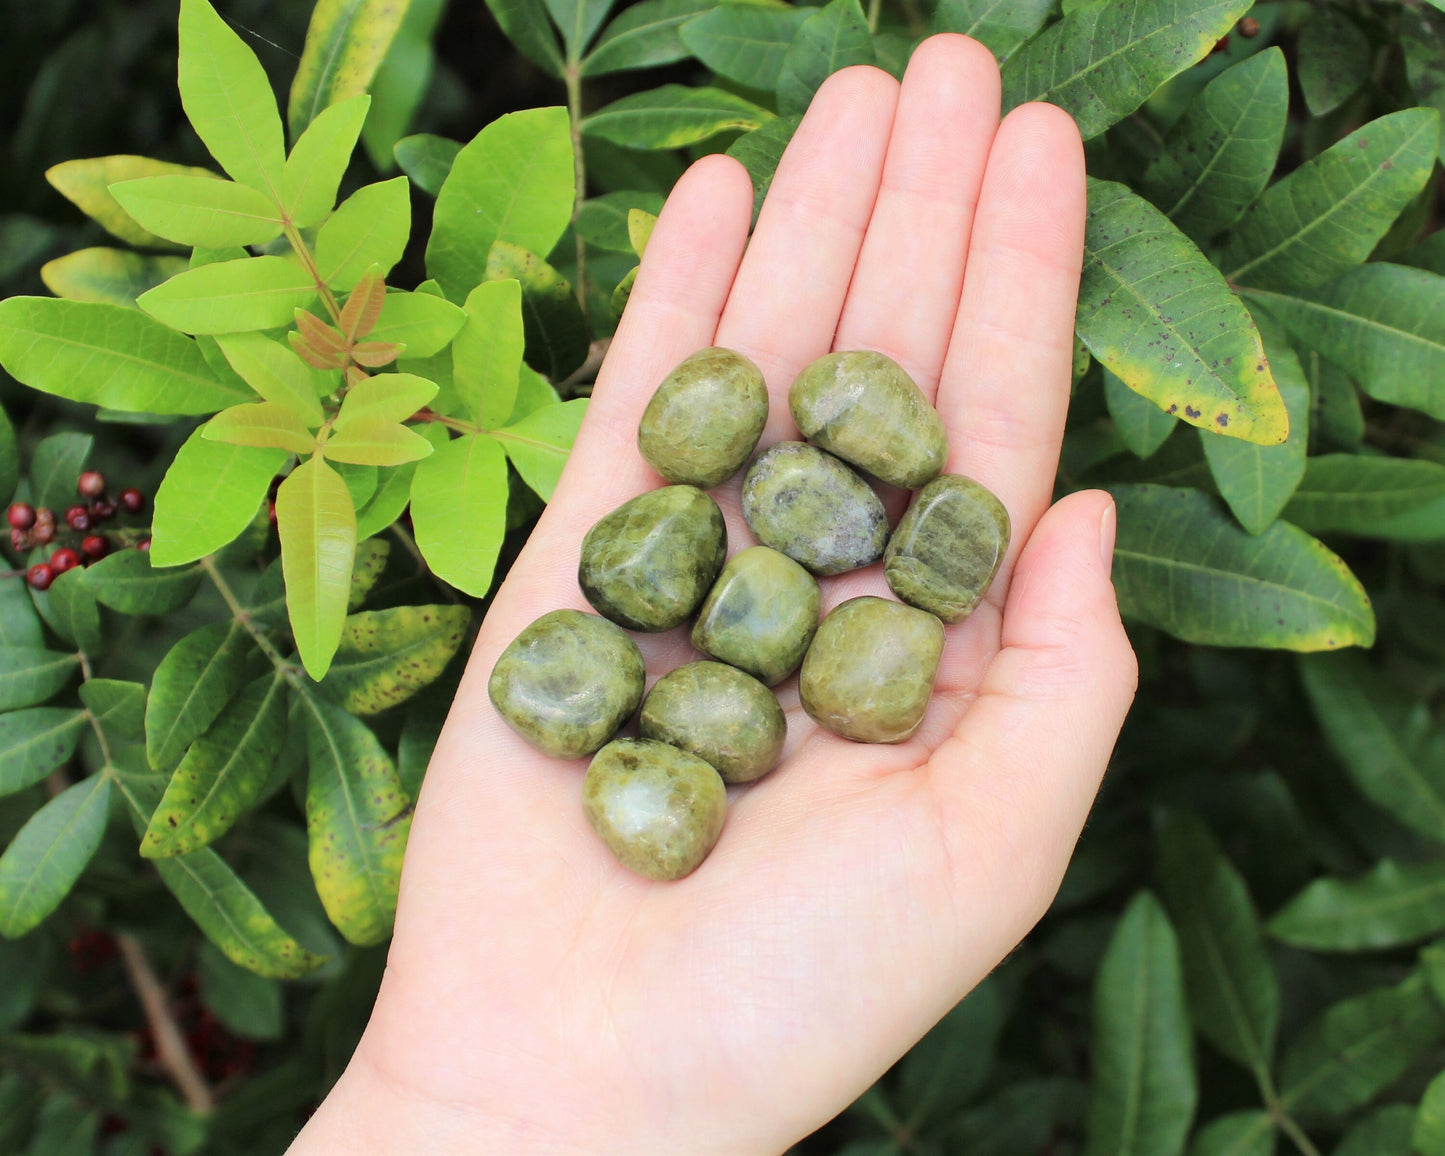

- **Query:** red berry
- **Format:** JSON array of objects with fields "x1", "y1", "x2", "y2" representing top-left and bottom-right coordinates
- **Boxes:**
[
  {"x1": 118, "y1": 488, "x2": 144, "y2": 514},
  {"x1": 77, "y1": 470, "x2": 106, "y2": 499},
  {"x1": 137, "y1": 537, "x2": 151, "y2": 552},
  {"x1": 10, "y1": 528, "x2": 31, "y2": 552},
  {"x1": 65, "y1": 505, "x2": 91, "y2": 532},
  {"x1": 7, "y1": 503, "x2": 35, "y2": 531},
  {"x1": 26, "y1": 563, "x2": 54, "y2": 591},
  {"x1": 81, "y1": 535, "x2": 109, "y2": 559},
  {"x1": 50, "y1": 548, "x2": 81, "y2": 574},
  {"x1": 90, "y1": 497, "x2": 117, "y2": 520},
  {"x1": 32, "y1": 522, "x2": 55, "y2": 545}
]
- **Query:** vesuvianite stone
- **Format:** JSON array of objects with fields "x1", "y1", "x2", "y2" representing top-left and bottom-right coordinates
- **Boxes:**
[
  {"x1": 789, "y1": 350, "x2": 948, "y2": 489},
  {"x1": 799, "y1": 597, "x2": 945, "y2": 743},
  {"x1": 578, "y1": 485, "x2": 727, "y2": 631},
  {"x1": 640, "y1": 661, "x2": 786, "y2": 784},
  {"x1": 583, "y1": 738, "x2": 728, "y2": 881},
  {"x1": 740, "y1": 442, "x2": 887, "y2": 576},
  {"x1": 691, "y1": 546, "x2": 819, "y2": 685},
  {"x1": 488, "y1": 610, "x2": 645, "y2": 759},
  {"x1": 885, "y1": 474, "x2": 1010, "y2": 624},
  {"x1": 638, "y1": 347, "x2": 768, "y2": 489}
]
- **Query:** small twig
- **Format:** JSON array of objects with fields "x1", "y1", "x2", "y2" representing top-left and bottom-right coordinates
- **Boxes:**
[
  {"x1": 559, "y1": 337, "x2": 611, "y2": 394},
  {"x1": 115, "y1": 933, "x2": 215, "y2": 1115}
]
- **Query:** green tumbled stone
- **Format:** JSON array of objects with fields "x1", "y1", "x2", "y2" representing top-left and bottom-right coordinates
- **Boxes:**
[
  {"x1": 740, "y1": 442, "x2": 887, "y2": 576},
  {"x1": 799, "y1": 597, "x2": 945, "y2": 744},
  {"x1": 640, "y1": 661, "x2": 786, "y2": 783},
  {"x1": 691, "y1": 546, "x2": 820, "y2": 685},
  {"x1": 579, "y1": 485, "x2": 727, "y2": 631},
  {"x1": 583, "y1": 738, "x2": 728, "y2": 881},
  {"x1": 488, "y1": 610, "x2": 646, "y2": 759},
  {"x1": 638, "y1": 347, "x2": 769, "y2": 489},
  {"x1": 789, "y1": 350, "x2": 948, "y2": 489},
  {"x1": 885, "y1": 474, "x2": 1010, "y2": 624}
]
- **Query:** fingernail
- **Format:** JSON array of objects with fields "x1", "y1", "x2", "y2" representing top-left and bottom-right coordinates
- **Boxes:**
[{"x1": 1098, "y1": 499, "x2": 1116, "y2": 574}]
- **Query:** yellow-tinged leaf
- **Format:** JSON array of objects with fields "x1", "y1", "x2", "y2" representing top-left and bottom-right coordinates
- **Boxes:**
[
  {"x1": 213, "y1": 332, "x2": 330, "y2": 426},
  {"x1": 349, "y1": 341, "x2": 404, "y2": 367},
  {"x1": 627, "y1": 207, "x2": 657, "y2": 257},
  {"x1": 320, "y1": 604, "x2": 469, "y2": 714},
  {"x1": 323, "y1": 420, "x2": 434, "y2": 465},
  {"x1": 277, "y1": 457, "x2": 357, "y2": 680},
  {"x1": 295, "y1": 308, "x2": 348, "y2": 355},
  {"x1": 453, "y1": 279, "x2": 524, "y2": 428},
  {"x1": 40, "y1": 249, "x2": 188, "y2": 308},
  {"x1": 204, "y1": 403, "x2": 318, "y2": 454},
  {"x1": 46, "y1": 156, "x2": 220, "y2": 250},
  {"x1": 289, "y1": 0, "x2": 411, "y2": 139},
  {"x1": 335, "y1": 372, "x2": 438, "y2": 426}
]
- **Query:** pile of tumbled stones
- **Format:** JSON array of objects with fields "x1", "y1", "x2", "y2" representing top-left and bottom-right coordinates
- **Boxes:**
[{"x1": 488, "y1": 347, "x2": 1009, "y2": 882}]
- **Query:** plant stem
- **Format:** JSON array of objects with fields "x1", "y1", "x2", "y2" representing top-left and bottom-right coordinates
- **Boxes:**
[
  {"x1": 1274, "y1": 1109, "x2": 1323, "y2": 1156},
  {"x1": 115, "y1": 933, "x2": 215, "y2": 1115},
  {"x1": 564, "y1": 63, "x2": 590, "y2": 311},
  {"x1": 1260, "y1": 1070, "x2": 1323, "y2": 1156},
  {"x1": 198, "y1": 555, "x2": 299, "y2": 679},
  {"x1": 283, "y1": 222, "x2": 343, "y2": 325},
  {"x1": 867, "y1": 0, "x2": 882, "y2": 34}
]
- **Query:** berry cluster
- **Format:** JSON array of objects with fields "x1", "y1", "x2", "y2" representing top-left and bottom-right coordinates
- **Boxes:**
[{"x1": 8, "y1": 470, "x2": 148, "y2": 590}]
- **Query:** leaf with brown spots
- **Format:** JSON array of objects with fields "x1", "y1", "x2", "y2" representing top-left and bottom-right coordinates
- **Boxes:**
[{"x1": 319, "y1": 604, "x2": 469, "y2": 715}]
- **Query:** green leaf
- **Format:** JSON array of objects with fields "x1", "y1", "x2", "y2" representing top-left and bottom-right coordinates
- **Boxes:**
[
  {"x1": 485, "y1": 241, "x2": 590, "y2": 382},
  {"x1": 426, "y1": 107, "x2": 574, "y2": 302},
  {"x1": 897, "y1": 978, "x2": 1006, "y2": 1130},
  {"x1": 361, "y1": 0, "x2": 447, "y2": 171},
  {"x1": 1297, "y1": 8, "x2": 1369, "y2": 118},
  {"x1": 0, "y1": 775, "x2": 110, "y2": 938},
  {"x1": 197, "y1": 941, "x2": 283, "y2": 1041},
  {"x1": 298, "y1": 690, "x2": 412, "y2": 945},
  {"x1": 483, "y1": 0, "x2": 564, "y2": 76},
  {"x1": 1243, "y1": 264, "x2": 1445, "y2": 423},
  {"x1": 107, "y1": 176, "x2": 283, "y2": 248},
  {"x1": 0, "y1": 406, "x2": 15, "y2": 510},
  {"x1": 1416, "y1": 1070, "x2": 1445, "y2": 1156},
  {"x1": 775, "y1": 0, "x2": 875, "y2": 117},
  {"x1": 1282, "y1": 454, "x2": 1445, "y2": 540},
  {"x1": 1078, "y1": 180, "x2": 1289, "y2": 446},
  {"x1": 78, "y1": 680, "x2": 145, "y2": 742},
  {"x1": 545, "y1": 0, "x2": 613, "y2": 58},
  {"x1": 151, "y1": 431, "x2": 287, "y2": 567},
  {"x1": 454, "y1": 279, "x2": 525, "y2": 427},
  {"x1": 34, "y1": 570, "x2": 101, "y2": 655},
  {"x1": 1335, "y1": 1106, "x2": 1414, "y2": 1156},
  {"x1": 393, "y1": 134, "x2": 460, "y2": 196},
  {"x1": 584, "y1": 0, "x2": 713, "y2": 76},
  {"x1": 281, "y1": 94, "x2": 372, "y2": 228},
  {"x1": 30, "y1": 433, "x2": 94, "y2": 514},
  {"x1": 213, "y1": 331, "x2": 330, "y2": 425},
  {"x1": 508, "y1": 363, "x2": 563, "y2": 424},
  {"x1": 319, "y1": 604, "x2": 469, "y2": 715},
  {"x1": 1403, "y1": 9, "x2": 1445, "y2": 162},
  {"x1": 336, "y1": 373, "x2": 438, "y2": 428},
  {"x1": 78, "y1": 549, "x2": 203, "y2": 617},
  {"x1": 146, "y1": 621, "x2": 257, "y2": 772},
  {"x1": 354, "y1": 462, "x2": 422, "y2": 539},
  {"x1": 1085, "y1": 890, "x2": 1196, "y2": 1156},
  {"x1": 0, "y1": 1032, "x2": 132, "y2": 1106},
  {"x1": 1105, "y1": 369, "x2": 1177, "y2": 459},
  {"x1": 204, "y1": 402, "x2": 319, "y2": 454},
  {"x1": 1000, "y1": 0, "x2": 1249, "y2": 142},
  {"x1": 0, "y1": 573, "x2": 43, "y2": 652},
  {"x1": 930, "y1": 0, "x2": 1050, "y2": 61},
  {"x1": 1186, "y1": 1111, "x2": 1273, "y2": 1156},
  {"x1": 1221, "y1": 110, "x2": 1441, "y2": 291},
  {"x1": 178, "y1": 0, "x2": 286, "y2": 197},
  {"x1": 410, "y1": 433, "x2": 509, "y2": 597},
  {"x1": 1269, "y1": 860, "x2": 1445, "y2": 953},
  {"x1": 628, "y1": 208, "x2": 657, "y2": 257},
  {"x1": 574, "y1": 191, "x2": 666, "y2": 253},
  {"x1": 678, "y1": 4, "x2": 812, "y2": 91},
  {"x1": 611, "y1": 265, "x2": 639, "y2": 318},
  {"x1": 1108, "y1": 484, "x2": 1374, "y2": 650},
  {"x1": 137, "y1": 256, "x2": 318, "y2": 335},
  {"x1": 278, "y1": 456, "x2": 357, "y2": 681},
  {"x1": 1138, "y1": 49, "x2": 1287, "y2": 247},
  {"x1": 27, "y1": 1093, "x2": 99, "y2": 1156},
  {"x1": 727, "y1": 114, "x2": 802, "y2": 220},
  {"x1": 45, "y1": 156, "x2": 215, "y2": 251},
  {"x1": 347, "y1": 539, "x2": 391, "y2": 609},
  {"x1": 1279, "y1": 973, "x2": 1444, "y2": 1122},
  {"x1": 39, "y1": 249, "x2": 190, "y2": 308},
  {"x1": 492, "y1": 398, "x2": 588, "y2": 500},
  {"x1": 1306, "y1": 351, "x2": 1364, "y2": 451},
  {"x1": 142, "y1": 673, "x2": 288, "y2": 858},
  {"x1": 323, "y1": 421, "x2": 433, "y2": 466},
  {"x1": 368, "y1": 289, "x2": 468, "y2": 357},
  {"x1": 0, "y1": 297, "x2": 246, "y2": 415},
  {"x1": 0, "y1": 709, "x2": 86, "y2": 796},
  {"x1": 581, "y1": 84, "x2": 773, "y2": 149},
  {"x1": 287, "y1": 0, "x2": 409, "y2": 140},
  {"x1": 1298, "y1": 651, "x2": 1445, "y2": 846},
  {"x1": 316, "y1": 176, "x2": 410, "y2": 291},
  {"x1": 0, "y1": 649, "x2": 78, "y2": 713}
]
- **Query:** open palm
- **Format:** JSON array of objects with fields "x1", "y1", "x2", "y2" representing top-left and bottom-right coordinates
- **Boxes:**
[{"x1": 291, "y1": 35, "x2": 1137, "y2": 1156}]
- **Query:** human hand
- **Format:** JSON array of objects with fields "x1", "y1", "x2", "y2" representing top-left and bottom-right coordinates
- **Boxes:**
[{"x1": 289, "y1": 34, "x2": 1137, "y2": 1156}]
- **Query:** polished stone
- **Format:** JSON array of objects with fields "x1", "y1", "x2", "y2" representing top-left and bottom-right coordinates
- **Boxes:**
[
  {"x1": 488, "y1": 610, "x2": 645, "y2": 759},
  {"x1": 691, "y1": 546, "x2": 819, "y2": 686},
  {"x1": 885, "y1": 474, "x2": 1010, "y2": 623},
  {"x1": 740, "y1": 442, "x2": 887, "y2": 576},
  {"x1": 799, "y1": 596, "x2": 945, "y2": 743},
  {"x1": 583, "y1": 738, "x2": 728, "y2": 881},
  {"x1": 789, "y1": 350, "x2": 947, "y2": 489},
  {"x1": 638, "y1": 347, "x2": 768, "y2": 489},
  {"x1": 578, "y1": 485, "x2": 727, "y2": 631},
  {"x1": 640, "y1": 661, "x2": 786, "y2": 783}
]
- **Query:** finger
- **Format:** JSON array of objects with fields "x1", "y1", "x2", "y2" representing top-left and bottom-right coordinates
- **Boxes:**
[
  {"x1": 939, "y1": 102, "x2": 1085, "y2": 588},
  {"x1": 832, "y1": 35, "x2": 1000, "y2": 399}
]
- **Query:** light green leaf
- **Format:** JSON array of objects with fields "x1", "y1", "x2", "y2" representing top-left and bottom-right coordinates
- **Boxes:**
[
  {"x1": 204, "y1": 402, "x2": 319, "y2": 454},
  {"x1": 1078, "y1": 180, "x2": 1288, "y2": 446},
  {"x1": 108, "y1": 176, "x2": 283, "y2": 248},
  {"x1": 323, "y1": 421, "x2": 433, "y2": 466},
  {"x1": 0, "y1": 776, "x2": 111, "y2": 938},
  {"x1": 316, "y1": 176, "x2": 411, "y2": 291},
  {"x1": 287, "y1": 0, "x2": 410, "y2": 140},
  {"x1": 1282, "y1": 454, "x2": 1445, "y2": 540},
  {"x1": 368, "y1": 289, "x2": 468, "y2": 356},
  {"x1": 584, "y1": 0, "x2": 714, "y2": 76},
  {"x1": 545, "y1": 0, "x2": 613, "y2": 58},
  {"x1": 1221, "y1": 110, "x2": 1441, "y2": 291},
  {"x1": 610, "y1": 265, "x2": 638, "y2": 318},
  {"x1": 40, "y1": 249, "x2": 190, "y2": 308},
  {"x1": 336, "y1": 373, "x2": 438, "y2": 428},
  {"x1": 78, "y1": 550, "x2": 203, "y2": 616},
  {"x1": 483, "y1": 0, "x2": 564, "y2": 76},
  {"x1": 78, "y1": 680, "x2": 145, "y2": 742},
  {"x1": 1269, "y1": 860, "x2": 1445, "y2": 953},
  {"x1": 678, "y1": 4, "x2": 812, "y2": 91},
  {"x1": 0, "y1": 709, "x2": 86, "y2": 796},
  {"x1": 33, "y1": 570, "x2": 101, "y2": 655},
  {"x1": 0, "y1": 297, "x2": 247, "y2": 415},
  {"x1": 1187, "y1": 1111, "x2": 1274, "y2": 1156},
  {"x1": 627, "y1": 208, "x2": 656, "y2": 257},
  {"x1": 1298, "y1": 651, "x2": 1445, "y2": 846},
  {"x1": 454, "y1": 279, "x2": 525, "y2": 427},
  {"x1": 393, "y1": 133, "x2": 460, "y2": 196},
  {"x1": 1000, "y1": 0, "x2": 1249, "y2": 141},
  {"x1": 582, "y1": 84, "x2": 773, "y2": 149},
  {"x1": 727, "y1": 114, "x2": 801, "y2": 220},
  {"x1": 298, "y1": 690, "x2": 412, "y2": 945},
  {"x1": 281, "y1": 94, "x2": 372, "y2": 228},
  {"x1": 410, "y1": 433, "x2": 509, "y2": 597},
  {"x1": 1105, "y1": 369, "x2": 1177, "y2": 459},
  {"x1": 1085, "y1": 890, "x2": 1196, "y2": 1156},
  {"x1": 320, "y1": 604, "x2": 469, "y2": 715},
  {"x1": 142, "y1": 673, "x2": 288, "y2": 858},
  {"x1": 46, "y1": 155, "x2": 216, "y2": 250},
  {"x1": 493, "y1": 398, "x2": 588, "y2": 500},
  {"x1": 347, "y1": 539, "x2": 391, "y2": 610},
  {"x1": 213, "y1": 331, "x2": 330, "y2": 425},
  {"x1": 151, "y1": 430, "x2": 287, "y2": 567},
  {"x1": 486, "y1": 240, "x2": 589, "y2": 383},
  {"x1": 1108, "y1": 484, "x2": 1374, "y2": 650},
  {"x1": 575, "y1": 191, "x2": 666, "y2": 253},
  {"x1": 197, "y1": 941, "x2": 283, "y2": 1041},
  {"x1": 354, "y1": 462, "x2": 420, "y2": 539},
  {"x1": 146, "y1": 621, "x2": 256, "y2": 772},
  {"x1": 426, "y1": 107, "x2": 574, "y2": 301},
  {"x1": 507, "y1": 363, "x2": 562, "y2": 424},
  {"x1": 1416, "y1": 1070, "x2": 1445, "y2": 1156},
  {"x1": 776, "y1": 0, "x2": 874, "y2": 117},
  {"x1": 137, "y1": 256, "x2": 317, "y2": 335},
  {"x1": 178, "y1": 0, "x2": 286, "y2": 197},
  {"x1": 0, "y1": 649, "x2": 79, "y2": 713},
  {"x1": 1138, "y1": 49, "x2": 1287, "y2": 246},
  {"x1": 1297, "y1": 7, "x2": 1369, "y2": 118},
  {"x1": 278, "y1": 456, "x2": 357, "y2": 681},
  {"x1": 931, "y1": 0, "x2": 1050, "y2": 61},
  {"x1": 361, "y1": 0, "x2": 447, "y2": 171}
]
